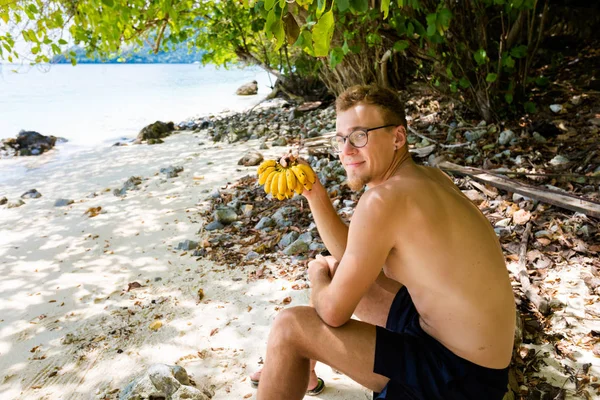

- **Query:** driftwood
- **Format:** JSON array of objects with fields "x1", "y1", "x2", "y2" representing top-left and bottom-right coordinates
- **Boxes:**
[
  {"x1": 516, "y1": 222, "x2": 550, "y2": 315},
  {"x1": 437, "y1": 161, "x2": 600, "y2": 219}
]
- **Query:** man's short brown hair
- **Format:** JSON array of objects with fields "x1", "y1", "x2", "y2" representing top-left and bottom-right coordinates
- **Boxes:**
[{"x1": 336, "y1": 85, "x2": 407, "y2": 128}]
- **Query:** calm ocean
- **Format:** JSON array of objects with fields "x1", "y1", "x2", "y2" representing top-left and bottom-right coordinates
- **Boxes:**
[{"x1": 0, "y1": 63, "x2": 271, "y2": 145}]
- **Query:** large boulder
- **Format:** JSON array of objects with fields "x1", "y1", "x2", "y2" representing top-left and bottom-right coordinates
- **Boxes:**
[
  {"x1": 236, "y1": 80, "x2": 258, "y2": 96},
  {"x1": 135, "y1": 121, "x2": 175, "y2": 144},
  {"x1": 0, "y1": 130, "x2": 59, "y2": 157},
  {"x1": 119, "y1": 364, "x2": 212, "y2": 400}
]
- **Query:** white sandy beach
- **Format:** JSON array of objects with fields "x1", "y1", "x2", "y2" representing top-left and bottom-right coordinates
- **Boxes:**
[{"x1": 0, "y1": 127, "x2": 372, "y2": 399}]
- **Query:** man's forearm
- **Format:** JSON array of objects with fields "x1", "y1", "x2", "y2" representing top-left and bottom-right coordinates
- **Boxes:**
[{"x1": 306, "y1": 183, "x2": 349, "y2": 261}]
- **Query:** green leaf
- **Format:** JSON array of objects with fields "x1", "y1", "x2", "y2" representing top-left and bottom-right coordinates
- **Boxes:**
[
  {"x1": 426, "y1": 13, "x2": 437, "y2": 37},
  {"x1": 27, "y1": 4, "x2": 39, "y2": 14},
  {"x1": 459, "y1": 77, "x2": 470, "y2": 88},
  {"x1": 486, "y1": 73, "x2": 498, "y2": 83},
  {"x1": 381, "y1": 0, "x2": 391, "y2": 19},
  {"x1": 312, "y1": 9, "x2": 334, "y2": 57},
  {"x1": 264, "y1": 0, "x2": 276, "y2": 11},
  {"x1": 446, "y1": 64, "x2": 453, "y2": 79},
  {"x1": 437, "y1": 8, "x2": 452, "y2": 30},
  {"x1": 366, "y1": 33, "x2": 382, "y2": 46},
  {"x1": 524, "y1": 101, "x2": 537, "y2": 114},
  {"x1": 316, "y1": 0, "x2": 326, "y2": 19},
  {"x1": 450, "y1": 82, "x2": 457, "y2": 93},
  {"x1": 502, "y1": 55, "x2": 515, "y2": 69},
  {"x1": 0, "y1": 12, "x2": 8, "y2": 24},
  {"x1": 393, "y1": 40, "x2": 409, "y2": 51},
  {"x1": 337, "y1": 0, "x2": 350, "y2": 12},
  {"x1": 57, "y1": 39, "x2": 68, "y2": 45},
  {"x1": 474, "y1": 49, "x2": 487, "y2": 65},
  {"x1": 329, "y1": 47, "x2": 344, "y2": 68},
  {"x1": 349, "y1": 0, "x2": 368, "y2": 13},
  {"x1": 505, "y1": 93, "x2": 513, "y2": 104},
  {"x1": 342, "y1": 39, "x2": 350, "y2": 54},
  {"x1": 510, "y1": 45, "x2": 527, "y2": 59},
  {"x1": 265, "y1": 8, "x2": 276, "y2": 33},
  {"x1": 272, "y1": 20, "x2": 285, "y2": 50},
  {"x1": 101, "y1": 0, "x2": 114, "y2": 8}
]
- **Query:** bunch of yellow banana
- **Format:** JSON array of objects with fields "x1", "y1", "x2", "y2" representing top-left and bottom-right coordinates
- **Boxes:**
[{"x1": 257, "y1": 158, "x2": 317, "y2": 200}]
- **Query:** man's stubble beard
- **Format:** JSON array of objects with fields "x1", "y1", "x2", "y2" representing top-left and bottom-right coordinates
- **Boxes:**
[{"x1": 347, "y1": 173, "x2": 371, "y2": 191}]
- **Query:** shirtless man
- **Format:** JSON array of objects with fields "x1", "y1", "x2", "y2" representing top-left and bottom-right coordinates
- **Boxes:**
[{"x1": 250, "y1": 85, "x2": 516, "y2": 399}]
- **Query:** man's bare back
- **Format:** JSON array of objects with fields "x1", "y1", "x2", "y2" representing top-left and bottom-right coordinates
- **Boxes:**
[{"x1": 371, "y1": 162, "x2": 515, "y2": 369}]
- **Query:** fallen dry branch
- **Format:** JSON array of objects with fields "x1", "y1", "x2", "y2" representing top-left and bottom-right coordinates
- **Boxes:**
[{"x1": 437, "y1": 161, "x2": 600, "y2": 218}]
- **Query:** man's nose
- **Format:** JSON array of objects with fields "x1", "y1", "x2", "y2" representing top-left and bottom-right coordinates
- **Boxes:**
[{"x1": 341, "y1": 138, "x2": 357, "y2": 155}]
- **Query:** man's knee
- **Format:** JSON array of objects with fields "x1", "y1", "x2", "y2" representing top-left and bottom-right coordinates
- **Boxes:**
[{"x1": 269, "y1": 306, "x2": 318, "y2": 345}]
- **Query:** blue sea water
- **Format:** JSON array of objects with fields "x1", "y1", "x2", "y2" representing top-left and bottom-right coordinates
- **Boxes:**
[{"x1": 0, "y1": 63, "x2": 272, "y2": 145}]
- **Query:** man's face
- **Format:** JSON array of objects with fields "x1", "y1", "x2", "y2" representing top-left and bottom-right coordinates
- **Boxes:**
[{"x1": 335, "y1": 103, "x2": 399, "y2": 190}]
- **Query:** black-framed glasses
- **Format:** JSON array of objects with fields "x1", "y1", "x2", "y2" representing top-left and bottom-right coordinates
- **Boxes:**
[{"x1": 330, "y1": 124, "x2": 397, "y2": 153}]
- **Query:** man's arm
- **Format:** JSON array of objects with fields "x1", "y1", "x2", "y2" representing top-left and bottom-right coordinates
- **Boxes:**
[
  {"x1": 310, "y1": 188, "x2": 398, "y2": 327},
  {"x1": 304, "y1": 180, "x2": 349, "y2": 261}
]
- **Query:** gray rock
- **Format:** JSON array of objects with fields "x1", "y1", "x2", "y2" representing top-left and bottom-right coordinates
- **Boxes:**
[
  {"x1": 0, "y1": 197, "x2": 7, "y2": 205},
  {"x1": 259, "y1": 141, "x2": 269, "y2": 150},
  {"x1": 549, "y1": 155, "x2": 569, "y2": 166},
  {"x1": 309, "y1": 242, "x2": 326, "y2": 252},
  {"x1": 119, "y1": 363, "x2": 211, "y2": 400},
  {"x1": 21, "y1": 189, "x2": 41, "y2": 199},
  {"x1": 494, "y1": 218, "x2": 512, "y2": 227},
  {"x1": 135, "y1": 121, "x2": 175, "y2": 144},
  {"x1": 114, "y1": 176, "x2": 143, "y2": 197},
  {"x1": 278, "y1": 232, "x2": 299, "y2": 249},
  {"x1": 236, "y1": 80, "x2": 258, "y2": 96},
  {"x1": 272, "y1": 206, "x2": 295, "y2": 227},
  {"x1": 7, "y1": 199, "x2": 25, "y2": 208},
  {"x1": 283, "y1": 239, "x2": 309, "y2": 256},
  {"x1": 214, "y1": 207, "x2": 237, "y2": 224},
  {"x1": 549, "y1": 104, "x2": 563, "y2": 113},
  {"x1": 498, "y1": 130, "x2": 515, "y2": 146},
  {"x1": 298, "y1": 232, "x2": 313, "y2": 243},
  {"x1": 532, "y1": 132, "x2": 547, "y2": 143},
  {"x1": 589, "y1": 118, "x2": 600, "y2": 126},
  {"x1": 54, "y1": 199, "x2": 74, "y2": 207},
  {"x1": 238, "y1": 151, "x2": 263, "y2": 167},
  {"x1": 464, "y1": 130, "x2": 486, "y2": 142},
  {"x1": 192, "y1": 248, "x2": 207, "y2": 257},
  {"x1": 113, "y1": 188, "x2": 128, "y2": 197},
  {"x1": 6, "y1": 130, "x2": 58, "y2": 156},
  {"x1": 160, "y1": 166, "x2": 184, "y2": 178},
  {"x1": 246, "y1": 251, "x2": 260, "y2": 261},
  {"x1": 177, "y1": 240, "x2": 198, "y2": 251},
  {"x1": 272, "y1": 137, "x2": 288, "y2": 146},
  {"x1": 205, "y1": 221, "x2": 224, "y2": 231},
  {"x1": 255, "y1": 216, "x2": 275, "y2": 230}
]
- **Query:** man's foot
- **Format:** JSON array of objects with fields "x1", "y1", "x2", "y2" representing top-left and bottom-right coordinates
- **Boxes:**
[{"x1": 249, "y1": 369, "x2": 325, "y2": 396}]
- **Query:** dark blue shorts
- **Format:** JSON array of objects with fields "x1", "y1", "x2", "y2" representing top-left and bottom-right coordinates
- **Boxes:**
[{"x1": 373, "y1": 287, "x2": 509, "y2": 400}]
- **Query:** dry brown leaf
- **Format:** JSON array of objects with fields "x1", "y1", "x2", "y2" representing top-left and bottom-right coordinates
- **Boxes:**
[
  {"x1": 84, "y1": 206, "x2": 102, "y2": 218},
  {"x1": 127, "y1": 282, "x2": 143, "y2": 292},
  {"x1": 210, "y1": 328, "x2": 219, "y2": 336},
  {"x1": 282, "y1": 297, "x2": 292, "y2": 305}
]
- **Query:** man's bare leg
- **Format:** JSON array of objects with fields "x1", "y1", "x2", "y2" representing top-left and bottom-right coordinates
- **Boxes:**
[
  {"x1": 250, "y1": 270, "x2": 400, "y2": 390},
  {"x1": 257, "y1": 306, "x2": 390, "y2": 400}
]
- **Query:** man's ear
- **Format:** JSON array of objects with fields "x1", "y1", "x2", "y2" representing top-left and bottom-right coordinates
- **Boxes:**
[{"x1": 394, "y1": 125, "x2": 407, "y2": 149}]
